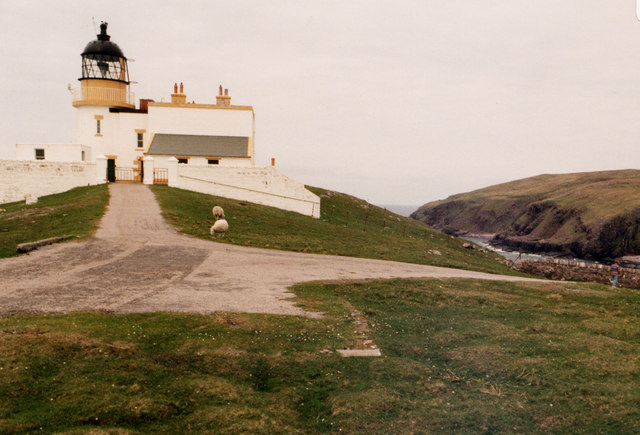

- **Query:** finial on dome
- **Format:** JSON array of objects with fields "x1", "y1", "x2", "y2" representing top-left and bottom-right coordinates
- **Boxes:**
[{"x1": 98, "y1": 22, "x2": 110, "y2": 41}]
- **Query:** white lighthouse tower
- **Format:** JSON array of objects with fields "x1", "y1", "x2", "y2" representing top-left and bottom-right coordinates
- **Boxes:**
[{"x1": 71, "y1": 22, "x2": 135, "y2": 174}]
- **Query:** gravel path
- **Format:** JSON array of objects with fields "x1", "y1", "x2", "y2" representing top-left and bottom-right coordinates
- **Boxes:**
[{"x1": 0, "y1": 184, "x2": 542, "y2": 317}]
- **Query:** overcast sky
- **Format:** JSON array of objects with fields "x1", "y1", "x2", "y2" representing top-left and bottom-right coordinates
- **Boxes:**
[{"x1": 1, "y1": 1, "x2": 639, "y2": 206}]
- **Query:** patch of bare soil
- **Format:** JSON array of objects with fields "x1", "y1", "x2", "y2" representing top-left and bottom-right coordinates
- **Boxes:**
[{"x1": 0, "y1": 206, "x2": 62, "y2": 221}]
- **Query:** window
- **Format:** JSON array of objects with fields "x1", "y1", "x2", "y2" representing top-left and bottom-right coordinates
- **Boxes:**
[
  {"x1": 208, "y1": 159, "x2": 219, "y2": 165},
  {"x1": 137, "y1": 132, "x2": 143, "y2": 148},
  {"x1": 96, "y1": 119, "x2": 101, "y2": 134},
  {"x1": 81, "y1": 150, "x2": 86, "y2": 161},
  {"x1": 35, "y1": 149, "x2": 45, "y2": 160},
  {"x1": 177, "y1": 158, "x2": 188, "y2": 164}
]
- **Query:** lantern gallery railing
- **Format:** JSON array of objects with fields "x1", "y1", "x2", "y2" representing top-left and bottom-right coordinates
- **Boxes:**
[{"x1": 70, "y1": 86, "x2": 135, "y2": 107}]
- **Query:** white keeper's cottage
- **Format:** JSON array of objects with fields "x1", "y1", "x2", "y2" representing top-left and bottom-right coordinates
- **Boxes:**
[{"x1": 4, "y1": 23, "x2": 320, "y2": 217}]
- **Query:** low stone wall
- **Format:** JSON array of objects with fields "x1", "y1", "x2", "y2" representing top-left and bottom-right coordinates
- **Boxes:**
[
  {"x1": 174, "y1": 165, "x2": 321, "y2": 218},
  {"x1": 0, "y1": 160, "x2": 98, "y2": 205},
  {"x1": 513, "y1": 258, "x2": 640, "y2": 288}
]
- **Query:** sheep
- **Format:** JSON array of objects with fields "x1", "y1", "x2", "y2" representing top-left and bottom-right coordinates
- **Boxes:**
[
  {"x1": 210, "y1": 219, "x2": 229, "y2": 236},
  {"x1": 212, "y1": 206, "x2": 225, "y2": 219}
]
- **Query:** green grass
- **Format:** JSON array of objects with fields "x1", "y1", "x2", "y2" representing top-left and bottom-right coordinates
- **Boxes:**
[
  {"x1": 2, "y1": 279, "x2": 639, "y2": 433},
  {"x1": 0, "y1": 185, "x2": 109, "y2": 258},
  {"x1": 151, "y1": 185, "x2": 520, "y2": 276}
]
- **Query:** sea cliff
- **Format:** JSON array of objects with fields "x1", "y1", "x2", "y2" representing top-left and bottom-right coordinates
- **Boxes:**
[{"x1": 411, "y1": 170, "x2": 640, "y2": 260}]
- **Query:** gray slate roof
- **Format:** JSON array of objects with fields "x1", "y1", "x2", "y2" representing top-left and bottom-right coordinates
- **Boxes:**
[{"x1": 146, "y1": 134, "x2": 249, "y2": 157}]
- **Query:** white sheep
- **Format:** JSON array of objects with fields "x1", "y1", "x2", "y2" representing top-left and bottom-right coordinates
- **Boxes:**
[
  {"x1": 212, "y1": 206, "x2": 225, "y2": 219},
  {"x1": 210, "y1": 219, "x2": 229, "y2": 236}
]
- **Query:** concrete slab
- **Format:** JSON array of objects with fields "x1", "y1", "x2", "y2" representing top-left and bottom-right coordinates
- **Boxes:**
[{"x1": 337, "y1": 349, "x2": 382, "y2": 357}]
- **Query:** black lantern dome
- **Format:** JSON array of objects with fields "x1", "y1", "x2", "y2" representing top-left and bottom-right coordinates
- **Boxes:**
[{"x1": 80, "y1": 22, "x2": 129, "y2": 84}]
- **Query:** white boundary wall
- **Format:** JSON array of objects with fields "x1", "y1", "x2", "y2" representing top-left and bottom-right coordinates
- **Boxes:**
[
  {"x1": 0, "y1": 160, "x2": 99, "y2": 205},
  {"x1": 172, "y1": 164, "x2": 320, "y2": 218}
]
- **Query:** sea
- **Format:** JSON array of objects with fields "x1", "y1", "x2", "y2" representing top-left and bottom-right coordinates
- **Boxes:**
[{"x1": 460, "y1": 236, "x2": 547, "y2": 262}]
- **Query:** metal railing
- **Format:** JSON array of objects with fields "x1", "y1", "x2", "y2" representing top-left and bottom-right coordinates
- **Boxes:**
[
  {"x1": 154, "y1": 168, "x2": 168, "y2": 185},
  {"x1": 115, "y1": 167, "x2": 141, "y2": 183},
  {"x1": 70, "y1": 86, "x2": 135, "y2": 107}
]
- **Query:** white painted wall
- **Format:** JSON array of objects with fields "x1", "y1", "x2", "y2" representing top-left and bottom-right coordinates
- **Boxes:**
[
  {"x1": 149, "y1": 155, "x2": 252, "y2": 168},
  {"x1": 148, "y1": 105, "x2": 254, "y2": 137},
  {"x1": 76, "y1": 104, "x2": 253, "y2": 168},
  {"x1": 173, "y1": 165, "x2": 320, "y2": 218},
  {"x1": 15, "y1": 143, "x2": 91, "y2": 162},
  {"x1": 76, "y1": 106, "x2": 111, "y2": 159},
  {"x1": 113, "y1": 111, "x2": 148, "y2": 169},
  {"x1": 76, "y1": 106, "x2": 148, "y2": 169},
  {"x1": 0, "y1": 160, "x2": 99, "y2": 205}
]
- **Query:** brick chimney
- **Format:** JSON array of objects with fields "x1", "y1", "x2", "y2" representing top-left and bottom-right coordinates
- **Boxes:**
[
  {"x1": 171, "y1": 82, "x2": 187, "y2": 104},
  {"x1": 139, "y1": 98, "x2": 154, "y2": 111},
  {"x1": 216, "y1": 85, "x2": 231, "y2": 107}
]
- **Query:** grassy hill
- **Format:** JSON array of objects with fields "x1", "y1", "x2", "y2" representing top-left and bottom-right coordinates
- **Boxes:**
[
  {"x1": 150, "y1": 185, "x2": 517, "y2": 275},
  {"x1": 0, "y1": 185, "x2": 109, "y2": 258},
  {"x1": 412, "y1": 169, "x2": 640, "y2": 259}
]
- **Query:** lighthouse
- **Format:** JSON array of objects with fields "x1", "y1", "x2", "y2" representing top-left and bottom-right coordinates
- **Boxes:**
[
  {"x1": 73, "y1": 22, "x2": 133, "y2": 109},
  {"x1": 71, "y1": 22, "x2": 139, "y2": 172},
  {"x1": 7, "y1": 23, "x2": 320, "y2": 216}
]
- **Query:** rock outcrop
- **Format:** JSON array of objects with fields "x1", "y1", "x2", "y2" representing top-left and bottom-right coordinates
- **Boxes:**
[{"x1": 411, "y1": 170, "x2": 640, "y2": 260}]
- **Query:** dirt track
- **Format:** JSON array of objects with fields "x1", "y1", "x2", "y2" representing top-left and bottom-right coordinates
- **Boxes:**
[{"x1": 0, "y1": 184, "x2": 541, "y2": 317}]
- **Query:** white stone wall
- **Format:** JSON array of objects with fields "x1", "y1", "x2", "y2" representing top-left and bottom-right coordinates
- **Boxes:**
[
  {"x1": 173, "y1": 165, "x2": 320, "y2": 218},
  {"x1": 0, "y1": 160, "x2": 99, "y2": 205}
]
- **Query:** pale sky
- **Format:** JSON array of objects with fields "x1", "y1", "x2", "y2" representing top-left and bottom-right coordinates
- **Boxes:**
[{"x1": 1, "y1": 1, "x2": 639, "y2": 206}]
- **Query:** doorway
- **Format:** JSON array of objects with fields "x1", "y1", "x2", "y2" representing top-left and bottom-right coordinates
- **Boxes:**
[{"x1": 107, "y1": 159, "x2": 116, "y2": 182}]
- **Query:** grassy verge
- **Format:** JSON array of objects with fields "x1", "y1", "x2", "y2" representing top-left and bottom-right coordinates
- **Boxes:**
[
  {"x1": 2, "y1": 279, "x2": 638, "y2": 433},
  {"x1": 0, "y1": 185, "x2": 109, "y2": 258},
  {"x1": 151, "y1": 186, "x2": 520, "y2": 275}
]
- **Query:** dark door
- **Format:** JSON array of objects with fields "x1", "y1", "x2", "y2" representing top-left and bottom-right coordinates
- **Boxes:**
[{"x1": 107, "y1": 159, "x2": 116, "y2": 182}]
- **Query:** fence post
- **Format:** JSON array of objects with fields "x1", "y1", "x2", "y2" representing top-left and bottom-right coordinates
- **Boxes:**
[
  {"x1": 167, "y1": 157, "x2": 179, "y2": 187},
  {"x1": 143, "y1": 156, "x2": 154, "y2": 185},
  {"x1": 95, "y1": 155, "x2": 107, "y2": 184}
]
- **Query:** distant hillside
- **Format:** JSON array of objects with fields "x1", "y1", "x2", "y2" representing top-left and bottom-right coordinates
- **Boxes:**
[{"x1": 411, "y1": 170, "x2": 640, "y2": 260}]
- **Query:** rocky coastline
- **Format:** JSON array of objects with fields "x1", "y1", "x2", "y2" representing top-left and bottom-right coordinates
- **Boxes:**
[{"x1": 411, "y1": 171, "x2": 640, "y2": 262}]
